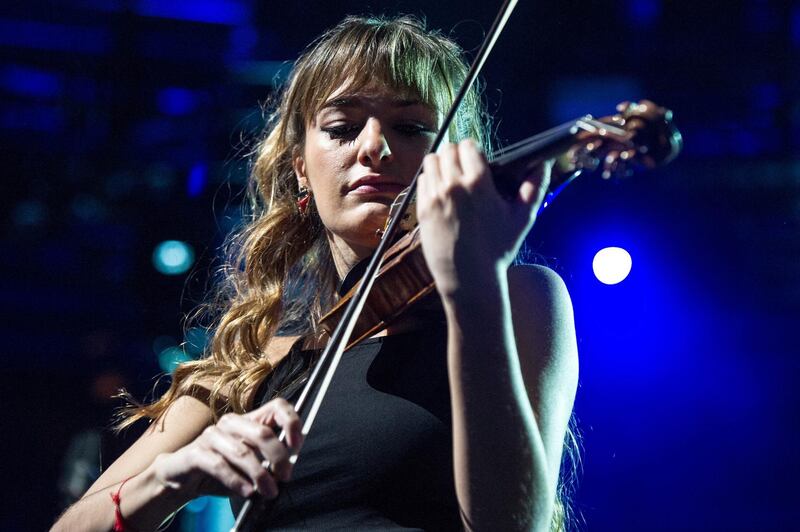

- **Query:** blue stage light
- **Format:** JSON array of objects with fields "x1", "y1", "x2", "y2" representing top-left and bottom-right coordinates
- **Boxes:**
[
  {"x1": 184, "y1": 327, "x2": 209, "y2": 355},
  {"x1": 135, "y1": 0, "x2": 247, "y2": 25},
  {"x1": 625, "y1": 0, "x2": 661, "y2": 26},
  {"x1": 592, "y1": 247, "x2": 633, "y2": 285},
  {"x1": 187, "y1": 163, "x2": 208, "y2": 197},
  {"x1": 152, "y1": 240, "x2": 194, "y2": 275},
  {"x1": 0, "y1": 65, "x2": 61, "y2": 98},
  {"x1": 158, "y1": 346, "x2": 191, "y2": 373},
  {"x1": 157, "y1": 87, "x2": 199, "y2": 116},
  {"x1": 548, "y1": 77, "x2": 642, "y2": 125}
]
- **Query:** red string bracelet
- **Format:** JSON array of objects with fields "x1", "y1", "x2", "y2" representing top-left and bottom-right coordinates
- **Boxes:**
[{"x1": 110, "y1": 476, "x2": 137, "y2": 532}]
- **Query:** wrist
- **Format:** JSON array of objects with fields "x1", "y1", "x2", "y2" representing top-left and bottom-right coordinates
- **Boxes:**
[{"x1": 119, "y1": 458, "x2": 190, "y2": 530}]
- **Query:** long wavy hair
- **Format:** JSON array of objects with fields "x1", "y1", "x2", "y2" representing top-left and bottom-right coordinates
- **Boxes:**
[{"x1": 117, "y1": 14, "x2": 578, "y2": 531}]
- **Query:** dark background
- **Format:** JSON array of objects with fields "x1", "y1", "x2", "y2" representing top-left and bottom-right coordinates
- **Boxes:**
[{"x1": 1, "y1": 0, "x2": 798, "y2": 530}]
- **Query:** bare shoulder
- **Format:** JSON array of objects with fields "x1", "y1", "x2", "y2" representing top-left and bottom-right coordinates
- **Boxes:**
[
  {"x1": 506, "y1": 264, "x2": 578, "y2": 404},
  {"x1": 507, "y1": 263, "x2": 572, "y2": 316}
]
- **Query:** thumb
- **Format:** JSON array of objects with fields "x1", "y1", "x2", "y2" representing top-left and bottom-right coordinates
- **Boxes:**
[{"x1": 515, "y1": 159, "x2": 552, "y2": 214}]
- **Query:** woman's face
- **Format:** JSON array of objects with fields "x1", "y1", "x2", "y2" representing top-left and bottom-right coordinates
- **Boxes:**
[{"x1": 294, "y1": 83, "x2": 439, "y2": 262}]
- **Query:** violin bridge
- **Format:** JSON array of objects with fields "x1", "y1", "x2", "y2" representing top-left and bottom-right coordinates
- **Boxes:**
[{"x1": 384, "y1": 186, "x2": 418, "y2": 233}]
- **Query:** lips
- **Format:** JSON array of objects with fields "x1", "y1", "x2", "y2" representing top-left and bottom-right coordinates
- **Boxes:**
[{"x1": 348, "y1": 174, "x2": 408, "y2": 195}]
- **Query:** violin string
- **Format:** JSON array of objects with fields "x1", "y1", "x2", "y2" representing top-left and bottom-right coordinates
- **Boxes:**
[
  {"x1": 491, "y1": 117, "x2": 629, "y2": 167},
  {"x1": 491, "y1": 121, "x2": 579, "y2": 165},
  {"x1": 492, "y1": 119, "x2": 581, "y2": 161}
]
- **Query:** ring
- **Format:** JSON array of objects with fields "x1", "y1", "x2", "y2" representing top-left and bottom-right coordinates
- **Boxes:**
[{"x1": 261, "y1": 459, "x2": 272, "y2": 473}]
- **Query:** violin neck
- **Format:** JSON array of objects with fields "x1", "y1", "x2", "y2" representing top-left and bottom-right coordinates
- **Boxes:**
[{"x1": 489, "y1": 119, "x2": 586, "y2": 198}]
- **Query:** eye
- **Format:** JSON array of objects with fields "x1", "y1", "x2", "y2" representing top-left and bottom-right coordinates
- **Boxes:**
[
  {"x1": 396, "y1": 122, "x2": 435, "y2": 137},
  {"x1": 321, "y1": 124, "x2": 360, "y2": 142}
]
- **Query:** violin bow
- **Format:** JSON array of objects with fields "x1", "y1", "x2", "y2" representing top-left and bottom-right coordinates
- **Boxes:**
[{"x1": 231, "y1": 1, "x2": 518, "y2": 529}]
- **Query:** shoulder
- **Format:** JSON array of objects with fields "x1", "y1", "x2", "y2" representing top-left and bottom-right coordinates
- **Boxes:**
[
  {"x1": 507, "y1": 264, "x2": 574, "y2": 322},
  {"x1": 506, "y1": 264, "x2": 578, "y2": 397}
]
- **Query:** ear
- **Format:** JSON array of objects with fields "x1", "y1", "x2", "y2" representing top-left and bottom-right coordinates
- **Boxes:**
[{"x1": 293, "y1": 149, "x2": 309, "y2": 190}]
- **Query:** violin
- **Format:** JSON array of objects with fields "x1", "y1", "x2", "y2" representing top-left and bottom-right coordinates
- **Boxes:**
[{"x1": 319, "y1": 99, "x2": 683, "y2": 348}]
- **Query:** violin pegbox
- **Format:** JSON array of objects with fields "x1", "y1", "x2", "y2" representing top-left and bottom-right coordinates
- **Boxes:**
[{"x1": 569, "y1": 100, "x2": 683, "y2": 180}]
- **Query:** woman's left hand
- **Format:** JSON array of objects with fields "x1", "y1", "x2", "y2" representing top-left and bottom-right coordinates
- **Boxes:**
[{"x1": 416, "y1": 139, "x2": 551, "y2": 299}]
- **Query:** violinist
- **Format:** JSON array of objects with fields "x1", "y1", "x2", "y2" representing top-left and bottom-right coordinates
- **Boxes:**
[{"x1": 53, "y1": 14, "x2": 579, "y2": 532}]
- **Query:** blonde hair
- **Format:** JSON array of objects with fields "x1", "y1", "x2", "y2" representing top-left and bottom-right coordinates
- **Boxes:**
[
  {"x1": 117, "y1": 15, "x2": 488, "y2": 425},
  {"x1": 117, "y1": 14, "x2": 577, "y2": 531}
]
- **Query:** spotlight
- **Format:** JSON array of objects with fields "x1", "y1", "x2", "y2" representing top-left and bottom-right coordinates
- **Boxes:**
[
  {"x1": 157, "y1": 346, "x2": 190, "y2": 373},
  {"x1": 152, "y1": 240, "x2": 194, "y2": 275},
  {"x1": 592, "y1": 247, "x2": 632, "y2": 285}
]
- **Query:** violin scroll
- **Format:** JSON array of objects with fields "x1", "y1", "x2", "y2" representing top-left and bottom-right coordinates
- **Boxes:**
[{"x1": 568, "y1": 99, "x2": 683, "y2": 179}]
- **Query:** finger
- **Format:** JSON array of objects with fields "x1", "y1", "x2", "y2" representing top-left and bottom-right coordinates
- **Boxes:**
[
  {"x1": 417, "y1": 153, "x2": 442, "y2": 209},
  {"x1": 417, "y1": 159, "x2": 433, "y2": 205},
  {"x1": 438, "y1": 142, "x2": 462, "y2": 186},
  {"x1": 516, "y1": 159, "x2": 552, "y2": 215},
  {"x1": 259, "y1": 434, "x2": 293, "y2": 482},
  {"x1": 458, "y1": 139, "x2": 490, "y2": 192},
  {"x1": 249, "y1": 398, "x2": 304, "y2": 452},
  {"x1": 219, "y1": 416, "x2": 293, "y2": 485},
  {"x1": 189, "y1": 440, "x2": 257, "y2": 498},
  {"x1": 269, "y1": 400, "x2": 304, "y2": 453},
  {"x1": 603, "y1": 151, "x2": 620, "y2": 179},
  {"x1": 203, "y1": 424, "x2": 278, "y2": 497}
]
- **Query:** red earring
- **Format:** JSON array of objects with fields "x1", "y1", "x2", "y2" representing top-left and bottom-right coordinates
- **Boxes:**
[{"x1": 296, "y1": 186, "x2": 311, "y2": 216}]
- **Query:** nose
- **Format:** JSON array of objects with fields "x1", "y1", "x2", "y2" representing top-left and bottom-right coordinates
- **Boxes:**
[{"x1": 357, "y1": 118, "x2": 393, "y2": 167}]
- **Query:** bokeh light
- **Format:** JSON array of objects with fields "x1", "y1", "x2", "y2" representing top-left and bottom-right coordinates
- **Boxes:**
[
  {"x1": 157, "y1": 345, "x2": 191, "y2": 373},
  {"x1": 152, "y1": 240, "x2": 194, "y2": 275},
  {"x1": 592, "y1": 246, "x2": 633, "y2": 285}
]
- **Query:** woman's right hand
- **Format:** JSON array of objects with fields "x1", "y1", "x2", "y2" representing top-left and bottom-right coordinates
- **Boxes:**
[{"x1": 151, "y1": 398, "x2": 304, "y2": 500}]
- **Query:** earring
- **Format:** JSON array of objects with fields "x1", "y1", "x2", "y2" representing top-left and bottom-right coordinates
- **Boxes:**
[{"x1": 296, "y1": 186, "x2": 312, "y2": 216}]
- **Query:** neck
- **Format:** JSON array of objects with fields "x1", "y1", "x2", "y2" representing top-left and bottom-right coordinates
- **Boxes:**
[{"x1": 327, "y1": 231, "x2": 375, "y2": 281}]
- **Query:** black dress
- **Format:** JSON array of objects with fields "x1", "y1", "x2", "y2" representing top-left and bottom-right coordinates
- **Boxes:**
[{"x1": 231, "y1": 326, "x2": 462, "y2": 530}]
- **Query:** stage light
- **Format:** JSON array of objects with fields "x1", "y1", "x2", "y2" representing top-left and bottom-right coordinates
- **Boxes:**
[
  {"x1": 547, "y1": 77, "x2": 642, "y2": 125},
  {"x1": 0, "y1": 65, "x2": 61, "y2": 98},
  {"x1": 157, "y1": 87, "x2": 198, "y2": 116},
  {"x1": 152, "y1": 240, "x2": 194, "y2": 275},
  {"x1": 134, "y1": 0, "x2": 247, "y2": 25},
  {"x1": 157, "y1": 346, "x2": 190, "y2": 373},
  {"x1": 187, "y1": 162, "x2": 207, "y2": 197},
  {"x1": 626, "y1": 0, "x2": 661, "y2": 26},
  {"x1": 184, "y1": 327, "x2": 209, "y2": 355},
  {"x1": 592, "y1": 247, "x2": 632, "y2": 285}
]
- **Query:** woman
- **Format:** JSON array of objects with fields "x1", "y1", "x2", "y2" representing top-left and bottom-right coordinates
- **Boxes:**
[{"x1": 53, "y1": 15, "x2": 579, "y2": 531}]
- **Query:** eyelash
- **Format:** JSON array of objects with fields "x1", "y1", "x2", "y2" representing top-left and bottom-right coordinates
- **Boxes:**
[{"x1": 321, "y1": 123, "x2": 433, "y2": 142}]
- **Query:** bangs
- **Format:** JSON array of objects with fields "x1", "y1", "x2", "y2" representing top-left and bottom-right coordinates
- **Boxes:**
[
  {"x1": 283, "y1": 15, "x2": 488, "y2": 152},
  {"x1": 298, "y1": 17, "x2": 463, "y2": 125}
]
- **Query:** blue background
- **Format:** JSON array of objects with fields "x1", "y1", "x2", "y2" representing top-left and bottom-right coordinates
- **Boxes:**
[{"x1": 1, "y1": 1, "x2": 797, "y2": 530}]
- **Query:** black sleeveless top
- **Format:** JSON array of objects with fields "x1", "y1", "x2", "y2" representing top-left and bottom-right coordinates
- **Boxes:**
[{"x1": 231, "y1": 326, "x2": 462, "y2": 530}]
